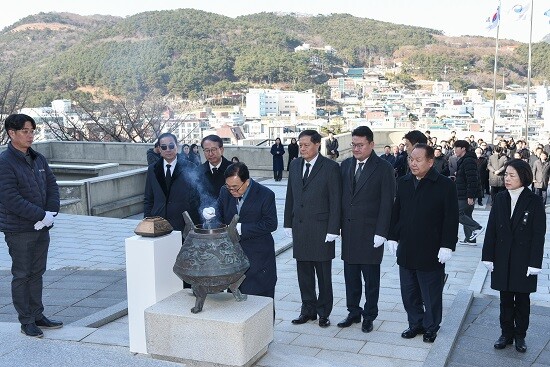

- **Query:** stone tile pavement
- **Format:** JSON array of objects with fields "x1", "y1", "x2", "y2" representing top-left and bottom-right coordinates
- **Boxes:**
[{"x1": 0, "y1": 179, "x2": 548, "y2": 367}]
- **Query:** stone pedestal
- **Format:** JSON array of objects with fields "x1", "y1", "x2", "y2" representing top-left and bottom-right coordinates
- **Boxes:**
[
  {"x1": 125, "y1": 231, "x2": 183, "y2": 354},
  {"x1": 144, "y1": 290, "x2": 273, "y2": 367}
]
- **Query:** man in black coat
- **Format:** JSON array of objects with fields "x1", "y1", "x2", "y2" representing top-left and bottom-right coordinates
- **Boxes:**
[
  {"x1": 338, "y1": 126, "x2": 395, "y2": 333},
  {"x1": 387, "y1": 144, "x2": 459, "y2": 343},
  {"x1": 284, "y1": 130, "x2": 342, "y2": 328},
  {"x1": 454, "y1": 140, "x2": 483, "y2": 244},
  {"x1": 144, "y1": 133, "x2": 201, "y2": 230},
  {"x1": 380, "y1": 145, "x2": 396, "y2": 166},
  {"x1": 433, "y1": 147, "x2": 450, "y2": 176},
  {"x1": 197, "y1": 134, "x2": 232, "y2": 206},
  {"x1": 325, "y1": 131, "x2": 339, "y2": 160}
]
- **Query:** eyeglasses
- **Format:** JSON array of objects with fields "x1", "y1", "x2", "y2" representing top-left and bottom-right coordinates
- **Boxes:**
[
  {"x1": 203, "y1": 147, "x2": 220, "y2": 154},
  {"x1": 350, "y1": 143, "x2": 367, "y2": 150},
  {"x1": 13, "y1": 128, "x2": 35, "y2": 135},
  {"x1": 225, "y1": 181, "x2": 245, "y2": 192},
  {"x1": 160, "y1": 143, "x2": 176, "y2": 151}
]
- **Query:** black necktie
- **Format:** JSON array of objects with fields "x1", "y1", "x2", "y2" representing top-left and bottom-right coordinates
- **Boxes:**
[
  {"x1": 353, "y1": 162, "x2": 364, "y2": 191},
  {"x1": 303, "y1": 163, "x2": 311, "y2": 185},
  {"x1": 212, "y1": 167, "x2": 218, "y2": 175},
  {"x1": 165, "y1": 164, "x2": 172, "y2": 187}
]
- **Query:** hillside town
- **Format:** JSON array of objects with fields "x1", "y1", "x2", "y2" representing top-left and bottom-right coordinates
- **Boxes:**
[{"x1": 21, "y1": 66, "x2": 550, "y2": 148}]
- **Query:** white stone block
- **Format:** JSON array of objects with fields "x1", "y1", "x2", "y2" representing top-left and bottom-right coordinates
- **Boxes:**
[
  {"x1": 145, "y1": 290, "x2": 274, "y2": 367},
  {"x1": 125, "y1": 231, "x2": 183, "y2": 354}
]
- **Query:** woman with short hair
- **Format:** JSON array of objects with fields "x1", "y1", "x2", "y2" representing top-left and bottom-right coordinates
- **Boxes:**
[{"x1": 482, "y1": 159, "x2": 546, "y2": 353}]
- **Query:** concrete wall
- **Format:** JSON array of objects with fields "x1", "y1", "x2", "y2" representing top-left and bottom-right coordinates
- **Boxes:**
[{"x1": 58, "y1": 168, "x2": 147, "y2": 218}]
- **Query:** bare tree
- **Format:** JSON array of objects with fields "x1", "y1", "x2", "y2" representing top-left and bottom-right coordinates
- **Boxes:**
[
  {"x1": 40, "y1": 91, "x2": 191, "y2": 143},
  {"x1": 0, "y1": 66, "x2": 29, "y2": 144}
]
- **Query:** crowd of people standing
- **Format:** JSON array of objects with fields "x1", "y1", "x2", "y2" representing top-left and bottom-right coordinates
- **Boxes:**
[{"x1": 1, "y1": 114, "x2": 545, "y2": 355}]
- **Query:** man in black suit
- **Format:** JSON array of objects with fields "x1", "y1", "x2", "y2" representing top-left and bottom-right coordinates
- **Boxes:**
[
  {"x1": 216, "y1": 162, "x2": 278, "y2": 298},
  {"x1": 144, "y1": 132, "x2": 200, "y2": 230},
  {"x1": 387, "y1": 144, "x2": 459, "y2": 343},
  {"x1": 284, "y1": 129, "x2": 342, "y2": 328},
  {"x1": 197, "y1": 134, "x2": 232, "y2": 206},
  {"x1": 338, "y1": 126, "x2": 396, "y2": 333},
  {"x1": 380, "y1": 145, "x2": 396, "y2": 166}
]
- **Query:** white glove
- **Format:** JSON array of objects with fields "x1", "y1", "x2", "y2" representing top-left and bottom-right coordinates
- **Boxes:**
[
  {"x1": 284, "y1": 227, "x2": 293, "y2": 238},
  {"x1": 236, "y1": 223, "x2": 242, "y2": 235},
  {"x1": 526, "y1": 267, "x2": 542, "y2": 276},
  {"x1": 34, "y1": 221, "x2": 45, "y2": 230},
  {"x1": 373, "y1": 235, "x2": 386, "y2": 248},
  {"x1": 42, "y1": 211, "x2": 55, "y2": 227},
  {"x1": 482, "y1": 261, "x2": 494, "y2": 272},
  {"x1": 202, "y1": 207, "x2": 216, "y2": 220},
  {"x1": 325, "y1": 233, "x2": 339, "y2": 242},
  {"x1": 385, "y1": 240, "x2": 398, "y2": 256},
  {"x1": 437, "y1": 248, "x2": 453, "y2": 264}
]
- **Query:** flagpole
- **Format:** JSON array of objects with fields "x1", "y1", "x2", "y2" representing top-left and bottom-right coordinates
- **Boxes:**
[
  {"x1": 491, "y1": 2, "x2": 501, "y2": 146},
  {"x1": 524, "y1": 0, "x2": 534, "y2": 146}
]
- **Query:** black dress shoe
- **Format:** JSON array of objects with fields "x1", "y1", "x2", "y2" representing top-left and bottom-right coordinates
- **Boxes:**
[
  {"x1": 21, "y1": 323, "x2": 44, "y2": 338},
  {"x1": 401, "y1": 326, "x2": 425, "y2": 339},
  {"x1": 291, "y1": 314, "x2": 317, "y2": 324},
  {"x1": 494, "y1": 335, "x2": 513, "y2": 349},
  {"x1": 362, "y1": 319, "x2": 374, "y2": 333},
  {"x1": 515, "y1": 337, "x2": 527, "y2": 353},
  {"x1": 423, "y1": 331, "x2": 437, "y2": 343},
  {"x1": 337, "y1": 315, "x2": 361, "y2": 328},
  {"x1": 35, "y1": 316, "x2": 63, "y2": 329},
  {"x1": 319, "y1": 317, "x2": 330, "y2": 328}
]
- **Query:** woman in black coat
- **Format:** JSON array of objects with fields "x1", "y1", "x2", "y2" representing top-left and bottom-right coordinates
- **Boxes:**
[
  {"x1": 287, "y1": 138, "x2": 299, "y2": 171},
  {"x1": 188, "y1": 143, "x2": 201, "y2": 166},
  {"x1": 270, "y1": 137, "x2": 285, "y2": 181},
  {"x1": 482, "y1": 159, "x2": 546, "y2": 353}
]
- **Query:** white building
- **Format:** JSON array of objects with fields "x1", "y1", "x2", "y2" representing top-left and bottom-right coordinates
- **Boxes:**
[{"x1": 245, "y1": 89, "x2": 316, "y2": 118}]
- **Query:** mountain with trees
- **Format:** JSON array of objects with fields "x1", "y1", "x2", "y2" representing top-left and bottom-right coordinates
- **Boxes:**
[{"x1": 0, "y1": 9, "x2": 548, "y2": 141}]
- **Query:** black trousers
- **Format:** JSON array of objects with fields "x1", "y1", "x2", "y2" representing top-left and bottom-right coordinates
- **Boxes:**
[
  {"x1": 500, "y1": 291, "x2": 530, "y2": 339},
  {"x1": 5, "y1": 231, "x2": 50, "y2": 325},
  {"x1": 296, "y1": 260, "x2": 333, "y2": 318},
  {"x1": 399, "y1": 266, "x2": 445, "y2": 333},
  {"x1": 273, "y1": 170, "x2": 282, "y2": 181},
  {"x1": 343, "y1": 262, "x2": 380, "y2": 321}
]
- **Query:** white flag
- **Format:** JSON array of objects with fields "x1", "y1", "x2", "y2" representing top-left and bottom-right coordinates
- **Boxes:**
[{"x1": 510, "y1": 2, "x2": 530, "y2": 21}]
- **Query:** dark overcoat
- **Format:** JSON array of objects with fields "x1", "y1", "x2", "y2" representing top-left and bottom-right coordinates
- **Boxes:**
[
  {"x1": 218, "y1": 179, "x2": 278, "y2": 297},
  {"x1": 144, "y1": 156, "x2": 200, "y2": 230},
  {"x1": 482, "y1": 189, "x2": 546, "y2": 293},
  {"x1": 197, "y1": 156, "x2": 232, "y2": 205},
  {"x1": 270, "y1": 143, "x2": 285, "y2": 172},
  {"x1": 284, "y1": 155, "x2": 342, "y2": 261},
  {"x1": 388, "y1": 168, "x2": 459, "y2": 271},
  {"x1": 340, "y1": 153, "x2": 395, "y2": 264}
]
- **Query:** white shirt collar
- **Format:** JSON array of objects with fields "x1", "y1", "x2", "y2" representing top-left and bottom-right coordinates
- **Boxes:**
[{"x1": 305, "y1": 154, "x2": 319, "y2": 167}]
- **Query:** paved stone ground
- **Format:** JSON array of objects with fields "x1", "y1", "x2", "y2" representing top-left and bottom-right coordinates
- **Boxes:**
[
  {"x1": 447, "y1": 296, "x2": 550, "y2": 367},
  {"x1": 0, "y1": 179, "x2": 548, "y2": 367}
]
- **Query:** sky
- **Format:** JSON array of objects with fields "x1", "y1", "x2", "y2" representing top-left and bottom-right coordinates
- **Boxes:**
[{"x1": 0, "y1": 0, "x2": 549, "y2": 44}]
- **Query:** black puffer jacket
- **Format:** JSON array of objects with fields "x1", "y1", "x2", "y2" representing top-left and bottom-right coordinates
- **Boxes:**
[
  {"x1": 455, "y1": 150, "x2": 479, "y2": 200},
  {"x1": 0, "y1": 143, "x2": 60, "y2": 232}
]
